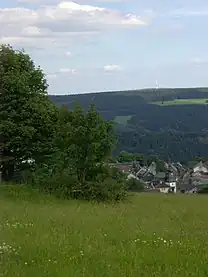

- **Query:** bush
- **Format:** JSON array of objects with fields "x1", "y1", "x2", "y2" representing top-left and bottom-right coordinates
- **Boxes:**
[
  {"x1": 27, "y1": 165, "x2": 74, "y2": 199},
  {"x1": 20, "y1": 101, "x2": 127, "y2": 202},
  {"x1": 70, "y1": 178, "x2": 127, "y2": 202},
  {"x1": 28, "y1": 163, "x2": 127, "y2": 202},
  {"x1": 126, "y1": 178, "x2": 144, "y2": 192},
  {"x1": 198, "y1": 186, "x2": 208, "y2": 194}
]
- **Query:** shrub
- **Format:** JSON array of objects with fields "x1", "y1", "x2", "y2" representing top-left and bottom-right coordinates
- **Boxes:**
[
  {"x1": 198, "y1": 185, "x2": 208, "y2": 194},
  {"x1": 70, "y1": 178, "x2": 127, "y2": 202},
  {"x1": 126, "y1": 178, "x2": 144, "y2": 192},
  {"x1": 28, "y1": 162, "x2": 127, "y2": 202}
]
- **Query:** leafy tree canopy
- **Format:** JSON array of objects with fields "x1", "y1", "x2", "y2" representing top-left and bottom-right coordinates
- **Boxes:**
[
  {"x1": 0, "y1": 44, "x2": 58, "y2": 180},
  {"x1": 55, "y1": 103, "x2": 116, "y2": 185}
]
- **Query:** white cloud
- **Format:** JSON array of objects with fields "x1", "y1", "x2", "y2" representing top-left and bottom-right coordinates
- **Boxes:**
[
  {"x1": 191, "y1": 58, "x2": 208, "y2": 65},
  {"x1": 0, "y1": 1, "x2": 147, "y2": 50},
  {"x1": 170, "y1": 8, "x2": 208, "y2": 17},
  {"x1": 59, "y1": 68, "x2": 76, "y2": 74},
  {"x1": 58, "y1": 1, "x2": 104, "y2": 12},
  {"x1": 17, "y1": 0, "x2": 56, "y2": 3},
  {"x1": 20, "y1": 26, "x2": 47, "y2": 37},
  {"x1": 65, "y1": 51, "x2": 72, "y2": 56},
  {"x1": 18, "y1": 0, "x2": 128, "y2": 3},
  {"x1": 47, "y1": 73, "x2": 57, "y2": 79},
  {"x1": 104, "y1": 64, "x2": 123, "y2": 72},
  {"x1": 191, "y1": 58, "x2": 203, "y2": 64}
]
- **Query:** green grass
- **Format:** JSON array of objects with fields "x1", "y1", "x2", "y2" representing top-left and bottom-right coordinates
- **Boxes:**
[
  {"x1": 114, "y1": 115, "x2": 132, "y2": 125},
  {"x1": 151, "y1": 98, "x2": 208, "y2": 106},
  {"x1": 1, "y1": 185, "x2": 208, "y2": 276}
]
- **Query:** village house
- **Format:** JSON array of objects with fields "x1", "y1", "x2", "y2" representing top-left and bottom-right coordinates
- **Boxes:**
[
  {"x1": 110, "y1": 159, "x2": 208, "y2": 194},
  {"x1": 193, "y1": 161, "x2": 208, "y2": 174},
  {"x1": 156, "y1": 183, "x2": 171, "y2": 193},
  {"x1": 179, "y1": 161, "x2": 208, "y2": 193},
  {"x1": 109, "y1": 162, "x2": 132, "y2": 174},
  {"x1": 127, "y1": 161, "x2": 179, "y2": 193},
  {"x1": 190, "y1": 162, "x2": 208, "y2": 187}
]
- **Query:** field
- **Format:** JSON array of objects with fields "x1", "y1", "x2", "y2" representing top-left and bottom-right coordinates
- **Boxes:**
[
  {"x1": 114, "y1": 115, "x2": 132, "y2": 125},
  {"x1": 152, "y1": 98, "x2": 208, "y2": 106},
  {"x1": 1, "y1": 185, "x2": 208, "y2": 277}
]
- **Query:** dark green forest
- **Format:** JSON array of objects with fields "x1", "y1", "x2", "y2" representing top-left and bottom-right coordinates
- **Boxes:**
[{"x1": 50, "y1": 88, "x2": 208, "y2": 163}]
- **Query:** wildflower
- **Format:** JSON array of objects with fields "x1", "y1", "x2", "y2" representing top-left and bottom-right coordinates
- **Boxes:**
[
  {"x1": 0, "y1": 242, "x2": 20, "y2": 256},
  {"x1": 0, "y1": 221, "x2": 34, "y2": 229},
  {"x1": 133, "y1": 238, "x2": 140, "y2": 242}
]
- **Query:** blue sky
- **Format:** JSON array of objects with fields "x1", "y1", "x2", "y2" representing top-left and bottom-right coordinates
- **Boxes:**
[{"x1": 1, "y1": 0, "x2": 208, "y2": 94}]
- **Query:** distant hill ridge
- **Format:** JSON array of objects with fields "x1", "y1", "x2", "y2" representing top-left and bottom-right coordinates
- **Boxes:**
[
  {"x1": 49, "y1": 87, "x2": 208, "y2": 117},
  {"x1": 50, "y1": 87, "x2": 208, "y2": 162},
  {"x1": 50, "y1": 87, "x2": 208, "y2": 102}
]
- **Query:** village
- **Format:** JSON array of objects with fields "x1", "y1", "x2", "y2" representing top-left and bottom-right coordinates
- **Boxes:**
[{"x1": 110, "y1": 160, "x2": 208, "y2": 194}]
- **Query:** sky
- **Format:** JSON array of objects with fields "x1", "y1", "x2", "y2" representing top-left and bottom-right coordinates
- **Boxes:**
[{"x1": 1, "y1": 0, "x2": 208, "y2": 94}]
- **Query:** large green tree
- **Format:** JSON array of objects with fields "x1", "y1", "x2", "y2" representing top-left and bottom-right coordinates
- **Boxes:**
[
  {"x1": 56, "y1": 103, "x2": 115, "y2": 185},
  {"x1": 0, "y1": 44, "x2": 58, "y2": 181},
  {"x1": 31, "y1": 103, "x2": 126, "y2": 201}
]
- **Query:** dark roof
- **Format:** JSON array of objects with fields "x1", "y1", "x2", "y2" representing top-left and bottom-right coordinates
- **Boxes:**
[
  {"x1": 156, "y1": 183, "x2": 170, "y2": 188},
  {"x1": 155, "y1": 172, "x2": 166, "y2": 179},
  {"x1": 114, "y1": 164, "x2": 131, "y2": 173},
  {"x1": 143, "y1": 173, "x2": 154, "y2": 182}
]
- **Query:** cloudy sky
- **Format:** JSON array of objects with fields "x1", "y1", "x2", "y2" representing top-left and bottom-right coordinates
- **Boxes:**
[{"x1": 1, "y1": 0, "x2": 208, "y2": 94}]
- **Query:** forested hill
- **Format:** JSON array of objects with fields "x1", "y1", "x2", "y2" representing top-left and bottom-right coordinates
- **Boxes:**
[
  {"x1": 50, "y1": 87, "x2": 208, "y2": 104},
  {"x1": 50, "y1": 87, "x2": 208, "y2": 162}
]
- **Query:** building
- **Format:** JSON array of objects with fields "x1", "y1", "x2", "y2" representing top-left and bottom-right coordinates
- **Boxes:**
[
  {"x1": 193, "y1": 162, "x2": 208, "y2": 174},
  {"x1": 156, "y1": 183, "x2": 170, "y2": 193}
]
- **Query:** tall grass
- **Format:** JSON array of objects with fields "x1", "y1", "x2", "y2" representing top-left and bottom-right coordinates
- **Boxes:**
[{"x1": 0, "y1": 185, "x2": 208, "y2": 276}]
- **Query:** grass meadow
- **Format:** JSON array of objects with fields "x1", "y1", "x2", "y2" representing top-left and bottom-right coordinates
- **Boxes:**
[
  {"x1": 114, "y1": 115, "x2": 132, "y2": 125},
  {"x1": 152, "y1": 98, "x2": 208, "y2": 106},
  {"x1": 0, "y1": 185, "x2": 208, "y2": 277}
]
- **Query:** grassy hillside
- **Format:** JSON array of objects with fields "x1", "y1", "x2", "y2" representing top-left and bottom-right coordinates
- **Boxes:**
[
  {"x1": 1, "y1": 185, "x2": 208, "y2": 277},
  {"x1": 50, "y1": 87, "x2": 208, "y2": 117},
  {"x1": 152, "y1": 98, "x2": 208, "y2": 106},
  {"x1": 114, "y1": 115, "x2": 132, "y2": 125}
]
